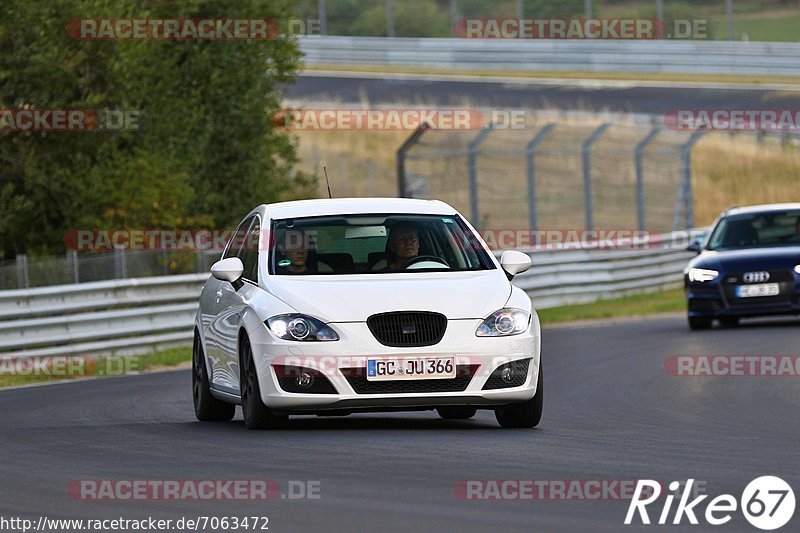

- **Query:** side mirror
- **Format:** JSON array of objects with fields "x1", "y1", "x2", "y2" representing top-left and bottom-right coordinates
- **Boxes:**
[
  {"x1": 686, "y1": 240, "x2": 703, "y2": 254},
  {"x1": 499, "y1": 250, "x2": 532, "y2": 279},
  {"x1": 211, "y1": 257, "x2": 244, "y2": 288}
]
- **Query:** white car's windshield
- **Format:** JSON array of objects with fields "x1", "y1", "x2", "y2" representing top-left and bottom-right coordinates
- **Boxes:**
[
  {"x1": 706, "y1": 211, "x2": 800, "y2": 251},
  {"x1": 269, "y1": 214, "x2": 495, "y2": 275}
]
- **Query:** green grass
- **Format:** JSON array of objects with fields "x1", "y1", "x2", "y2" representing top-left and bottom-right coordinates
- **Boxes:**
[
  {"x1": 537, "y1": 288, "x2": 686, "y2": 325},
  {"x1": 0, "y1": 346, "x2": 191, "y2": 388},
  {"x1": 725, "y1": 15, "x2": 800, "y2": 42}
]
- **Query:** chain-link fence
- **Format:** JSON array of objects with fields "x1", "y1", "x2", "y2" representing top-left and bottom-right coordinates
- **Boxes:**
[
  {"x1": 0, "y1": 250, "x2": 221, "y2": 290},
  {"x1": 398, "y1": 113, "x2": 713, "y2": 234}
]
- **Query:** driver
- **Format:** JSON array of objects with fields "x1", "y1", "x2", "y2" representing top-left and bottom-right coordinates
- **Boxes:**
[{"x1": 376, "y1": 224, "x2": 420, "y2": 272}]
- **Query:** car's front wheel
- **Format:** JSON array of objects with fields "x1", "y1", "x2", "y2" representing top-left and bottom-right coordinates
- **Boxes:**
[
  {"x1": 495, "y1": 364, "x2": 543, "y2": 428},
  {"x1": 436, "y1": 406, "x2": 477, "y2": 420},
  {"x1": 688, "y1": 316, "x2": 712, "y2": 330},
  {"x1": 240, "y1": 334, "x2": 288, "y2": 430},
  {"x1": 193, "y1": 332, "x2": 235, "y2": 422}
]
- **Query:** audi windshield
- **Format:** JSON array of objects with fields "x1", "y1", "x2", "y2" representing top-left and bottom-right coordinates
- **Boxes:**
[{"x1": 706, "y1": 211, "x2": 800, "y2": 251}]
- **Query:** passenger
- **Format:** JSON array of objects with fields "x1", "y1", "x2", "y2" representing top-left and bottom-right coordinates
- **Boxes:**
[{"x1": 275, "y1": 229, "x2": 332, "y2": 274}]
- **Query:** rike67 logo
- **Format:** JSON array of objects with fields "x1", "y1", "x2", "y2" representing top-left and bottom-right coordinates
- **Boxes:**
[{"x1": 625, "y1": 477, "x2": 795, "y2": 530}]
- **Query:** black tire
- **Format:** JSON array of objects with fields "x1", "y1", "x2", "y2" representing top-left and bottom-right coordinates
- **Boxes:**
[
  {"x1": 436, "y1": 406, "x2": 477, "y2": 420},
  {"x1": 240, "y1": 335, "x2": 288, "y2": 430},
  {"x1": 688, "y1": 316, "x2": 713, "y2": 330},
  {"x1": 193, "y1": 332, "x2": 235, "y2": 422},
  {"x1": 719, "y1": 316, "x2": 740, "y2": 328},
  {"x1": 495, "y1": 364, "x2": 543, "y2": 429}
]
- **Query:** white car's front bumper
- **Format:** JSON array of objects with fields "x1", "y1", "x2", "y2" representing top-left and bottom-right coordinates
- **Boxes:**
[{"x1": 249, "y1": 318, "x2": 541, "y2": 413}]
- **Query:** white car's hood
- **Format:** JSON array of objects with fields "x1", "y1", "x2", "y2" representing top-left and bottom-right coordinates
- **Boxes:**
[{"x1": 267, "y1": 271, "x2": 511, "y2": 322}]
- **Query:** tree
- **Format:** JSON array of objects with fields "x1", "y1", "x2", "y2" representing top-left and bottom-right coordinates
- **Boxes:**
[{"x1": 0, "y1": 0, "x2": 312, "y2": 258}]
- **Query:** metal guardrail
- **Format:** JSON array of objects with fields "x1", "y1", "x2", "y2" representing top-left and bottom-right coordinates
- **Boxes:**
[
  {"x1": 0, "y1": 246, "x2": 692, "y2": 359},
  {"x1": 0, "y1": 274, "x2": 207, "y2": 359},
  {"x1": 299, "y1": 36, "x2": 800, "y2": 76}
]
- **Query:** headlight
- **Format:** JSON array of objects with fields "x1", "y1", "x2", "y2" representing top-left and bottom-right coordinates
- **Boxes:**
[
  {"x1": 687, "y1": 268, "x2": 719, "y2": 283},
  {"x1": 476, "y1": 308, "x2": 530, "y2": 337},
  {"x1": 795, "y1": 265, "x2": 800, "y2": 275},
  {"x1": 266, "y1": 314, "x2": 339, "y2": 341}
]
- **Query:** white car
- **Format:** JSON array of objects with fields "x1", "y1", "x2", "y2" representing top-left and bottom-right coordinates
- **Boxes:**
[{"x1": 193, "y1": 198, "x2": 542, "y2": 429}]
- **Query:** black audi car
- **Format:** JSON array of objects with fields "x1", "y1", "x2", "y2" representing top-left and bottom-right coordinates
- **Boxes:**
[{"x1": 684, "y1": 203, "x2": 800, "y2": 330}]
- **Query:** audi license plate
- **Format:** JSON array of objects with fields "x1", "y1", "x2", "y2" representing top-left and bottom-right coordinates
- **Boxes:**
[
  {"x1": 736, "y1": 283, "x2": 780, "y2": 298},
  {"x1": 366, "y1": 357, "x2": 455, "y2": 381}
]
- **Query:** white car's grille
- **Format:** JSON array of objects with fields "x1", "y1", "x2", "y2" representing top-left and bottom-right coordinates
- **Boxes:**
[{"x1": 366, "y1": 311, "x2": 447, "y2": 347}]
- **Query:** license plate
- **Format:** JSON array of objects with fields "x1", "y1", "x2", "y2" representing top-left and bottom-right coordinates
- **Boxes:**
[
  {"x1": 366, "y1": 357, "x2": 455, "y2": 381},
  {"x1": 736, "y1": 283, "x2": 780, "y2": 298}
]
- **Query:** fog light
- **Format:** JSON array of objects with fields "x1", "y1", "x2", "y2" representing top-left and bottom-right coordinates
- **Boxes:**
[
  {"x1": 500, "y1": 366, "x2": 515, "y2": 384},
  {"x1": 296, "y1": 372, "x2": 314, "y2": 388}
]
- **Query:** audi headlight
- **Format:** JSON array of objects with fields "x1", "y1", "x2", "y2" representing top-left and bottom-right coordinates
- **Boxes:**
[
  {"x1": 266, "y1": 314, "x2": 339, "y2": 341},
  {"x1": 687, "y1": 267, "x2": 719, "y2": 283},
  {"x1": 476, "y1": 308, "x2": 530, "y2": 337}
]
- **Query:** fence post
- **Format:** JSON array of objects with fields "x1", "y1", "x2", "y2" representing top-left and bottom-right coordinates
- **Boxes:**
[
  {"x1": 366, "y1": 159, "x2": 375, "y2": 196},
  {"x1": 114, "y1": 246, "x2": 127, "y2": 279},
  {"x1": 68, "y1": 250, "x2": 80, "y2": 284},
  {"x1": 673, "y1": 130, "x2": 705, "y2": 231},
  {"x1": 385, "y1": 0, "x2": 395, "y2": 37},
  {"x1": 582, "y1": 123, "x2": 610, "y2": 231},
  {"x1": 634, "y1": 126, "x2": 660, "y2": 231},
  {"x1": 317, "y1": 0, "x2": 327, "y2": 35},
  {"x1": 396, "y1": 122, "x2": 430, "y2": 197},
  {"x1": 525, "y1": 123, "x2": 556, "y2": 231},
  {"x1": 16, "y1": 254, "x2": 29, "y2": 289},
  {"x1": 467, "y1": 124, "x2": 495, "y2": 225}
]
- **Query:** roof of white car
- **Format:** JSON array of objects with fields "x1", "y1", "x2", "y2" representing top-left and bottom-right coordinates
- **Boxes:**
[{"x1": 264, "y1": 198, "x2": 459, "y2": 219}]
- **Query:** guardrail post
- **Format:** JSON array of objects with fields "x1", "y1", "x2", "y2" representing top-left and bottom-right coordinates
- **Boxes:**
[
  {"x1": 673, "y1": 130, "x2": 705, "y2": 231},
  {"x1": 396, "y1": 122, "x2": 430, "y2": 197},
  {"x1": 15, "y1": 254, "x2": 29, "y2": 289},
  {"x1": 582, "y1": 123, "x2": 610, "y2": 231},
  {"x1": 467, "y1": 124, "x2": 495, "y2": 225},
  {"x1": 634, "y1": 126, "x2": 660, "y2": 231},
  {"x1": 525, "y1": 123, "x2": 556, "y2": 231}
]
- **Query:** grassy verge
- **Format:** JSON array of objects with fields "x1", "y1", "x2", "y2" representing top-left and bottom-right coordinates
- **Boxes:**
[
  {"x1": 0, "y1": 346, "x2": 191, "y2": 388},
  {"x1": 303, "y1": 65, "x2": 800, "y2": 87},
  {"x1": 537, "y1": 288, "x2": 686, "y2": 325}
]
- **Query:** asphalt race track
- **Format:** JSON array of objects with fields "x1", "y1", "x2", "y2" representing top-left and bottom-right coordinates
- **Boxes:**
[
  {"x1": 289, "y1": 73, "x2": 800, "y2": 115},
  {"x1": 1, "y1": 315, "x2": 798, "y2": 532}
]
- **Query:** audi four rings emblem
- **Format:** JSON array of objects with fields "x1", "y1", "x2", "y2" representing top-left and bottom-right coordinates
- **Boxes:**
[{"x1": 743, "y1": 271, "x2": 770, "y2": 283}]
